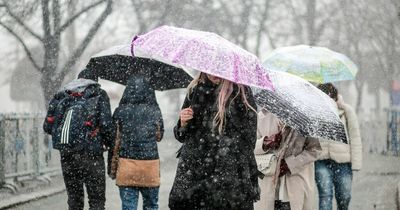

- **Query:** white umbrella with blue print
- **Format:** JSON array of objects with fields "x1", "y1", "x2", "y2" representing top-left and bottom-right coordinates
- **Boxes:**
[{"x1": 263, "y1": 45, "x2": 358, "y2": 83}]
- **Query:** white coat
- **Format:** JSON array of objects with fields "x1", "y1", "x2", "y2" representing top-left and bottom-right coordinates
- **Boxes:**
[{"x1": 254, "y1": 110, "x2": 321, "y2": 210}]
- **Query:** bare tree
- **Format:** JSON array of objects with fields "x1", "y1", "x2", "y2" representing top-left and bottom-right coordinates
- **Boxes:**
[
  {"x1": 254, "y1": 0, "x2": 274, "y2": 56},
  {"x1": 335, "y1": 0, "x2": 400, "y2": 112},
  {"x1": 0, "y1": 0, "x2": 113, "y2": 106}
]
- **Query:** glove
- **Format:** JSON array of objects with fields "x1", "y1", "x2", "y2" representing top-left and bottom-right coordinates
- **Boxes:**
[
  {"x1": 279, "y1": 159, "x2": 290, "y2": 177},
  {"x1": 262, "y1": 132, "x2": 282, "y2": 151}
]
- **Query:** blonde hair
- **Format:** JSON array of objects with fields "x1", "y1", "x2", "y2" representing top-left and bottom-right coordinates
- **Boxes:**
[{"x1": 187, "y1": 73, "x2": 256, "y2": 134}]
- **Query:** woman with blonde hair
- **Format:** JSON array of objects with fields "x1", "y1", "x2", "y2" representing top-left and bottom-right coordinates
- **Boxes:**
[{"x1": 168, "y1": 73, "x2": 260, "y2": 210}]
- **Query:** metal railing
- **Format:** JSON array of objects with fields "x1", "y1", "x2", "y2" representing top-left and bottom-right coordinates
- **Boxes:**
[
  {"x1": 356, "y1": 107, "x2": 400, "y2": 156},
  {"x1": 359, "y1": 119, "x2": 388, "y2": 154},
  {"x1": 0, "y1": 113, "x2": 61, "y2": 193},
  {"x1": 384, "y1": 108, "x2": 400, "y2": 155}
]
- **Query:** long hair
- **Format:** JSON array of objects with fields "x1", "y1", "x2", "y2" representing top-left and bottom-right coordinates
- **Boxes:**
[
  {"x1": 317, "y1": 83, "x2": 338, "y2": 101},
  {"x1": 186, "y1": 73, "x2": 256, "y2": 134},
  {"x1": 187, "y1": 73, "x2": 206, "y2": 96}
]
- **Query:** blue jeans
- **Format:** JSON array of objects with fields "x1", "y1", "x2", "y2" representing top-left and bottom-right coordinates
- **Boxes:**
[
  {"x1": 119, "y1": 187, "x2": 159, "y2": 210},
  {"x1": 315, "y1": 160, "x2": 352, "y2": 210}
]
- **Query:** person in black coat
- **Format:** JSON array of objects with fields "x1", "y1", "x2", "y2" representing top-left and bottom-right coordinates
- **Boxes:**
[
  {"x1": 112, "y1": 76, "x2": 164, "y2": 210},
  {"x1": 169, "y1": 73, "x2": 260, "y2": 210},
  {"x1": 43, "y1": 78, "x2": 114, "y2": 210}
]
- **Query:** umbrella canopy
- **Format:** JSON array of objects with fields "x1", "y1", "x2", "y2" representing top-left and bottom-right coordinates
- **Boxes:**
[
  {"x1": 263, "y1": 45, "x2": 358, "y2": 83},
  {"x1": 252, "y1": 70, "x2": 347, "y2": 142},
  {"x1": 85, "y1": 44, "x2": 193, "y2": 90},
  {"x1": 131, "y1": 25, "x2": 274, "y2": 91}
]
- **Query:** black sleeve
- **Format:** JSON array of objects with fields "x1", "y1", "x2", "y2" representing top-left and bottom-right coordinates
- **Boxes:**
[
  {"x1": 173, "y1": 94, "x2": 192, "y2": 143},
  {"x1": 157, "y1": 108, "x2": 165, "y2": 140},
  {"x1": 107, "y1": 113, "x2": 120, "y2": 177},
  {"x1": 98, "y1": 90, "x2": 116, "y2": 148},
  {"x1": 109, "y1": 107, "x2": 121, "y2": 150}
]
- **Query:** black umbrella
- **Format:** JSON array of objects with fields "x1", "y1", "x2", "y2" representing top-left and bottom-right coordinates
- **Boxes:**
[{"x1": 84, "y1": 45, "x2": 193, "y2": 90}]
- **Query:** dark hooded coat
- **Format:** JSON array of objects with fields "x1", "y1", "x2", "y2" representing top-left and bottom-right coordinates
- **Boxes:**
[{"x1": 113, "y1": 77, "x2": 164, "y2": 160}]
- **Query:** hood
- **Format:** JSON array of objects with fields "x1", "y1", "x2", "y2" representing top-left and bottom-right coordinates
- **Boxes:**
[
  {"x1": 61, "y1": 78, "x2": 98, "y2": 93},
  {"x1": 119, "y1": 77, "x2": 156, "y2": 105},
  {"x1": 336, "y1": 94, "x2": 346, "y2": 116},
  {"x1": 58, "y1": 78, "x2": 100, "y2": 98}
]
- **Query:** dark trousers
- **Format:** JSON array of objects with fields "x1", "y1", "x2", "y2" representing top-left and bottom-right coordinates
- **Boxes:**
[{"x1": 60, "y1": 152, "x2": 106, "y2": 210}]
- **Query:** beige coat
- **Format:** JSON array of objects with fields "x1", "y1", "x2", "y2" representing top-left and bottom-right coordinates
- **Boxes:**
[
  {"x1": 317, "y1": 99, "x2": 362, "y2": 170},
  {"x1": 254, "y1": 110, "x2": 321, "y2": 210}
]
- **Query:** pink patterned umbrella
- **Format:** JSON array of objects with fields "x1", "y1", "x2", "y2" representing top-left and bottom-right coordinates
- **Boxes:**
[{"x1": 131, "y1": 26, "x2": 274, "y2": 90}]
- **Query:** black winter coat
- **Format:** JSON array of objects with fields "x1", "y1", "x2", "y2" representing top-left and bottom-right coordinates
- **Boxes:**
[
  {"x1": 113, "y1": 77, "x2": 164, "y2": 160},
  {"x1": 169, "y1": 79, "x2": 260, "y2": 210}
]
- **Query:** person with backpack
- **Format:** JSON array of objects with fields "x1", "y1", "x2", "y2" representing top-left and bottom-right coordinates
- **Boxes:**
[
  {"x1": 109, "y1": 76, "x2": 164, "y2": 210},
  {"x1": 43, "y1": 77, "x2": 114, "y2": 210},
  {"x1": 315, "y1": 83, "x2": 362, "y2": 210}
]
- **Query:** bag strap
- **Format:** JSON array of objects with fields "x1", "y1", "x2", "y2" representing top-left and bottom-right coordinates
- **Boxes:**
[
  {"x1": 110, "y1": 123, "x2": 122, "y2": 179},
  {"x1": 273, "y1": 126, "x2": 291, "y2": 185}
]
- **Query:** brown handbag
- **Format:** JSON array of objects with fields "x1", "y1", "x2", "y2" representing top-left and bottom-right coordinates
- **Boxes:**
[
  {"x1": 116, "y1": 158, "x2": 160, "y2": 187},
  {"x1": 109, "y1": 124, "x2": 121, "y2": 179}
]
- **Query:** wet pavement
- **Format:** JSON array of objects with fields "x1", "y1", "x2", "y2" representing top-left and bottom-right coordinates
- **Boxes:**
[{"x1": 5, "y1": 140, "x2": 400, "y2": 210}]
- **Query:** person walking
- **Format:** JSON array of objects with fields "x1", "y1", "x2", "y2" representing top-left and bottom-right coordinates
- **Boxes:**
[
  {"x1": 168, "y1": 72, "x2": 260, "y2": 210},
  {"x1": 315, "y1": 83, "x2": 362, "y2": 210},
  {"x1": 43, "y1": 76, "x2": 114, "y2": 210},
  {"x1": 254, "y1": 109, "x2": 321, "y2": 210},
  {"x1": 111, "y1": 77, "x2": 164, "y2": 210}
]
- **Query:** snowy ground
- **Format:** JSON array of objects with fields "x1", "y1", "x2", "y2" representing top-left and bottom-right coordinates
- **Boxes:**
[
  {"x1": 6, "y1": 138, "x2": 400, "y2": 210},
  {"x1": 7, "y1": 137, "x2": 180, "y2": 210}
]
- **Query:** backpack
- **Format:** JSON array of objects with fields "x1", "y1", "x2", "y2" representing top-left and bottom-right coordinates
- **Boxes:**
[{"x1": 51, "y1": 88, "x2": 102, "y2": 153}]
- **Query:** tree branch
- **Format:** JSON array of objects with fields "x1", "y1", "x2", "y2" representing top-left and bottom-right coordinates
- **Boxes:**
[
  {"x1": 158, "y1": 0, "x2": 172, "y2": 26},
  {"x1": 0, "y1": 21, "x2": 41, "y2": 71},
  {"x1": 239, "y1": 0, "x2": 254, "y2": 49},
  {"x1": 314, "y1": 5, "x2": 339, "y2": 44},
  {"x1": 265, "y1": 28, "x2": 277, "y2": 50},
  {"x1": 52, "y1": 0, "x2": 61, "y2": 34},
  {"x1": 59, "y1": 0, "x2": 112, "y2": 79},
  {"x1": 255, "y1": 0, "x2": 271, "y2": 56},
  {"x1": 3, "y1": 3, "x2": 43, "y2": 41},
  {"x1": 130, "y1": 0, "x2": 146, "y2": 33},
  {"x1": 284, "y1": 0, "x2": 304, "y2": 43},
  {"x1": 56, "y1": 0, "x2": 105, "y2": 34},
  {"x1": 42, "y1": 0, "x2": 51, "y2": 37}
]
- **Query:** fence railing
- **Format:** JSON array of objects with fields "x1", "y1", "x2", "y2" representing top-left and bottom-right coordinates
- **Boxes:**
[
  {"x1": 384, "y1": 108, "x2": 400, "y2": 155},
  {"x1": 0, "y1": 113, "x2": 61, "y2": 193},
  {"x1": 0, "y1": 109, "x2": 396, "y2": 192},
  {"x1": 359, "y1": 119, "x2": 388, "y2": 154},
  {"x1": 357, "y1": 108, "x2": 400, "y2": 156}
]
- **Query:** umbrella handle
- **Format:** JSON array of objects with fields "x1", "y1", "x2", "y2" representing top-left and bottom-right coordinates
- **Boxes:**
[{"x1": 130, "y1": 35, "x2": 139, "y2": 57}]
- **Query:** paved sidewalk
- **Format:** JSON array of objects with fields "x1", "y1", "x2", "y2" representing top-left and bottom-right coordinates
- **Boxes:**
[
  {"x1": 0, "y1": 139, "x2": 180, "y2": 210},
  {"x1": 3, "y1": 142, "x2": 400, "y2": 209},
  {"x1": 0, "y1": 175, "x2": 65, "y2": 209},
  {"x1": 350, "y1": 153, "x2": 400, "y2": 210}
]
